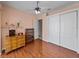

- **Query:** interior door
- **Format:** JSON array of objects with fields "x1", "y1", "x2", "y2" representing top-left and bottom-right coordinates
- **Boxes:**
[
  {"x1": 48, "y1": 14, "x2": 59, "y2": 45},
  {"x1": 60, "y1": 11, "x2": 77, "y2": 51}
]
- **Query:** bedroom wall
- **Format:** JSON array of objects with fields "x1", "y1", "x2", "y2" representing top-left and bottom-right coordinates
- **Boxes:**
[{"x1": 1, "y1": 5, "x2": 35, "y2": 49}]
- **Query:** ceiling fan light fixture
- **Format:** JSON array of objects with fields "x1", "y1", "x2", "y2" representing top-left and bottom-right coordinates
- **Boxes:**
[
  {"x1": 35, "y1": 1, "x2": 41, "y2": 14},
  {"x1": 35, "y1": 7, "x2": 40, "y2": 14}
]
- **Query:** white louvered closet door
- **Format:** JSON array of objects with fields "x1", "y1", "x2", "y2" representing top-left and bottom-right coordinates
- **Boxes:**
[
  {"x1": 60, "y1": 11, "x2": 77, "y2": 51},
  {"x1": 48, "y1": 14, "x2": 60, "y2": 45}
]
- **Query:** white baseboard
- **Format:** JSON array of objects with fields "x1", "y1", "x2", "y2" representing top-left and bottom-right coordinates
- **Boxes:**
[{"x1": 42, "y1": 39, "x2": 48, "y2": 42}]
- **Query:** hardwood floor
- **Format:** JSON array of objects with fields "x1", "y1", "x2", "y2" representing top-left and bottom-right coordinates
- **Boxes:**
[{"x1": 0, "y1": 39, "x2": 79, "y2": 58}]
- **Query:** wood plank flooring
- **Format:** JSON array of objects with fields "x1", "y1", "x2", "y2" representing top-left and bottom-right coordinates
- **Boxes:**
[{"x1": 0, "y1": 39, "x2": 79, "y2": 58}]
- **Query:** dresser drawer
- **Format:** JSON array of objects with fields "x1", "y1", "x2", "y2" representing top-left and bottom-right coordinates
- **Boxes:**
[
  {"x1": 5, "y1": 45, "x2": 11, "y2": 49},
  {"x1": 18, "y1": 39, "x2": 25, "y2": 42},
  {"x1": 5, "y1": 44, "x2": 11, "y2": 48},
  {"x1": 4, "y1": 39, "x2": 11, "y2": 42},
  {"x1": 18, "y1": 36, "x2": 25, "y2": 39},
  {"x1": 18, "y1": 44, "x2": 24, "y2": 48},
  {"x1": 5, "y1": 46, "x2": 11, "y2": 52},
  {"x1": 5, "y1": 42, "x2": 11, "y2": 45},
  {"x1": 11, "y1": 40, "x2": 17, "y2": 43},
  {"x1": 18, "y1": 42, "x2": 25, "y2": 45},
  {"x1": 5, "y1": 49, "x2": 11, "y2": 53},
  {"x1": 12, "y1": 46, "x2": 17, "y2": 50},
  {"x1": 12, "y1": 43, "x2": 17, "y2": 47}
]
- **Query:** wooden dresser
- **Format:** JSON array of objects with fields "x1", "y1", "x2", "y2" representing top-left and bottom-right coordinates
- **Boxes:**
[{"x1": 4, "y1": 35, "x2": 25, "y2": 53}]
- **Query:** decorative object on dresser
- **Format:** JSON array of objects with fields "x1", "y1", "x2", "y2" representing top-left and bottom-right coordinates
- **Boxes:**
[
  {"x1": 9, "y1": 30, "x2": 16, "y2": 36},
  {"x1": 25, "y1": 28, "x2": 34, "y2": 43},
  {"x1": 4, "y1": 35, "x2": 25, "y2": 53}
]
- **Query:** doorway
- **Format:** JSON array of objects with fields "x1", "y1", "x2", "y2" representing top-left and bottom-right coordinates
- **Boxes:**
[{"x1": 38, "y1": 19, "x2": 42, "y2": 39}]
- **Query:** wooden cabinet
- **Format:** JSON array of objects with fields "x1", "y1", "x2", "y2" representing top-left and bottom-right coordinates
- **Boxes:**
[
  {"x1": 25, "y1": 29, "x2": 34, "y2": 43},
  {"x1": 5, "y1": 35, "x2": 25, "y2": 53}
]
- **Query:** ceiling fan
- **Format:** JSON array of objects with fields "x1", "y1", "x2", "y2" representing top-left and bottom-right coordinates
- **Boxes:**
[
  {"x1": 34, "y1": 1, "x2": 51, "y2": 16},
  {"x1": 34, "y1": 1, "x2": 41, "y2": 14}
]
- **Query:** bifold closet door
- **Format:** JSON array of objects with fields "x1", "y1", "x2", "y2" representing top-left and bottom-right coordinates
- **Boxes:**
[
  {"x1": 60, "y1": 11, "x2": 77, "y2": 51},
  {"x1": 48, "y1": 14, "x2": 59, "y2": 45}
]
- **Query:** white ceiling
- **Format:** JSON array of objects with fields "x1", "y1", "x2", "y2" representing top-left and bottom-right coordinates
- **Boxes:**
[{"x1": 1, "y1": 1, "x2": 79, "y2": 14}]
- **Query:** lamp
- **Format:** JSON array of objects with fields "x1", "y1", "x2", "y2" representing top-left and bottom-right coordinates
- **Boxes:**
[{"x1": 35, "y1": 1, "x2": 41, "y2": 14}]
